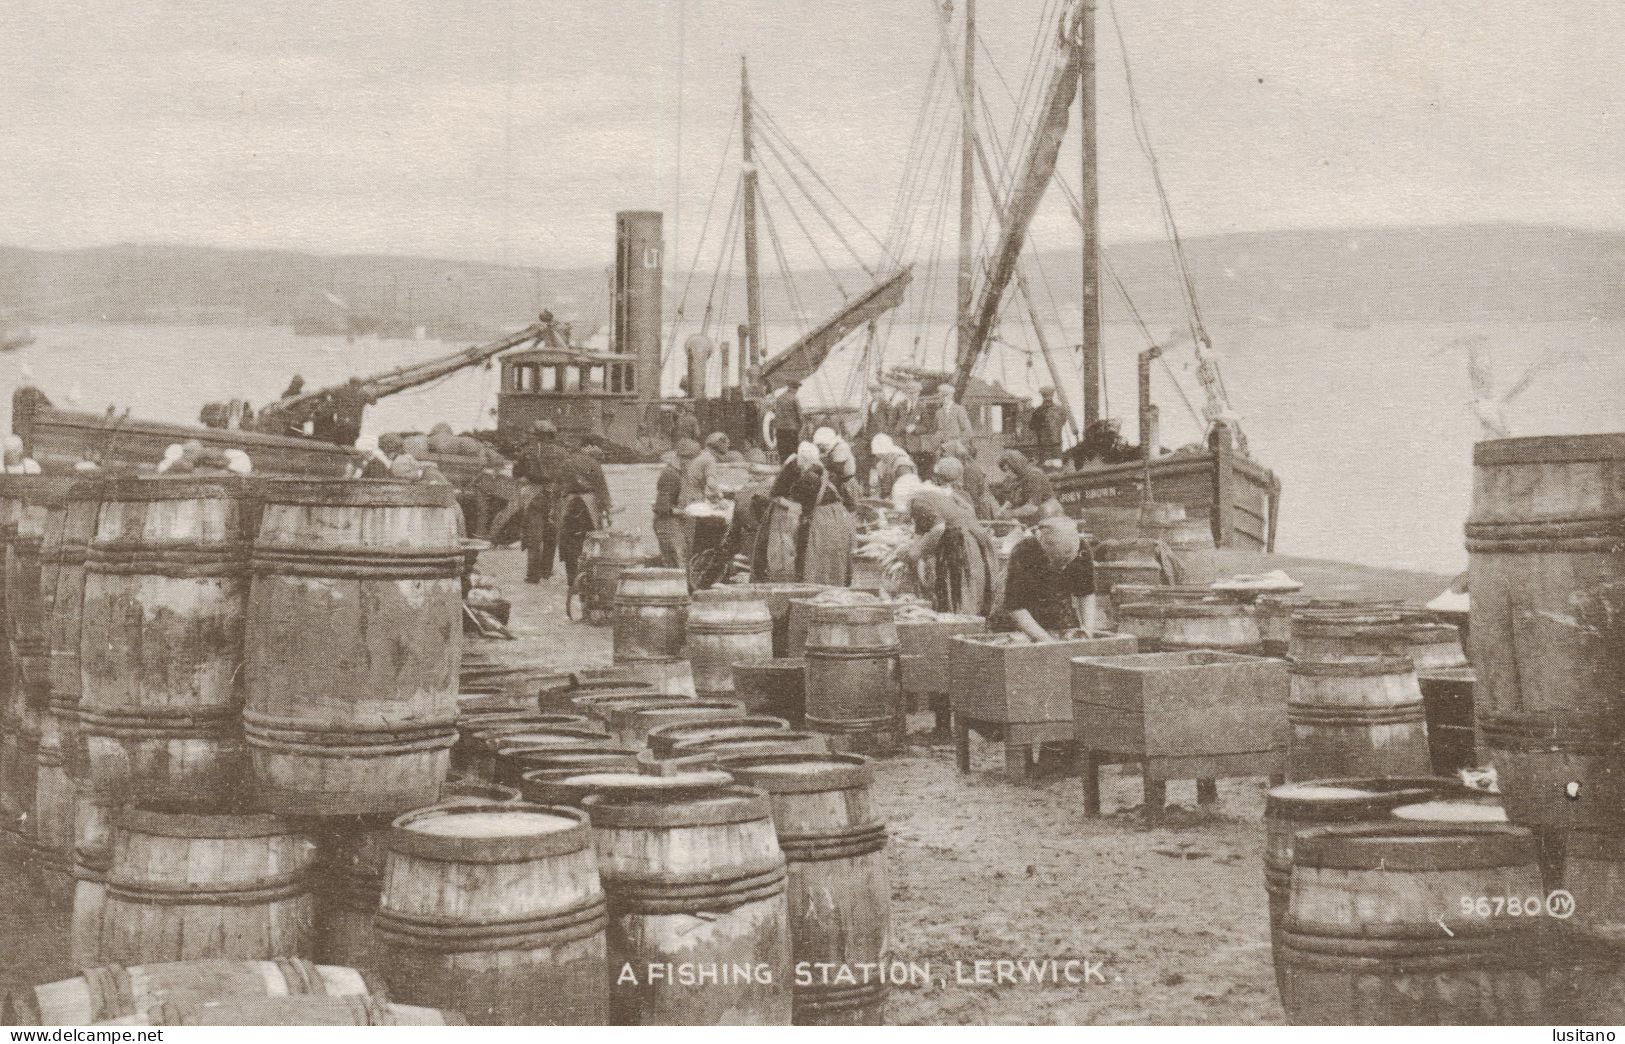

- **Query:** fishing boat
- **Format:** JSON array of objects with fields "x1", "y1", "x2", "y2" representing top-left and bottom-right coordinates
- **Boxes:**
[{"x1": 916, "y1": 0, "x2": 1281, "y2": 550}]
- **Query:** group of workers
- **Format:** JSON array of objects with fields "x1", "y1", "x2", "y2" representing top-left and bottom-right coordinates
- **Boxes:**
[{"x1": 512, "y1": 420, "x2": 614, "y2": 589}]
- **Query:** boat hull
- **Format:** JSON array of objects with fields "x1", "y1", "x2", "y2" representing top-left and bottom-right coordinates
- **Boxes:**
[{"x1": 1050, "y1": 443, "x2": 1280, "y2": 552}]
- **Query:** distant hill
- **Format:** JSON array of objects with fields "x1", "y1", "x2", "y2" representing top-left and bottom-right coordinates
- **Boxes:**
[{"x1": 2, "y1": 224, "x2": 1622, "y2": 337}]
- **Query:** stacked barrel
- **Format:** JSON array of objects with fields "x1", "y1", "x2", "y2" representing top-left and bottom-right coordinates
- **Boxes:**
[{"x1": 1466, "y1": 432, "x2": 1625, "y2": 1023}]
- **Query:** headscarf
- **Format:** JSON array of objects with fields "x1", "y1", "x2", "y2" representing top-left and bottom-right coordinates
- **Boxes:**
[
  {"x1": 870, "y1": 433, "x2": 897, "y2": 456},
  {"x1": 891, "y1": 472, "x2": 925, "y2": 513},
  {"x1": 796, "y1": 441, "x2": 821, "y2": 469},
  {"x1": 812, "y1": 426, "x2": 837, "y2": 451},
  {"x1": 156, "y1": 443, "x2": 186, "y2": 474},
  {"x1": 999, "y1": 449, "x2": 1034, "y2": 476},
  {"x1": 222, "y1": 449, "x2": 253, "y2": 477},
  {"x1": 933, "y1": 456, "x2": 964, "y2": 483}
]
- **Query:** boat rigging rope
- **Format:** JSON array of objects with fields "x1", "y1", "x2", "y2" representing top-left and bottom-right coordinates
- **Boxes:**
[
  {"x1": 752, "y1": 102, "x2": 895, "y2": 266},
  {"x1": 756, "y1": 139, "x2": 853, "y2": 297},
  {"x1": 663, "y1": 98, "x2": 741, "y2": 368}
]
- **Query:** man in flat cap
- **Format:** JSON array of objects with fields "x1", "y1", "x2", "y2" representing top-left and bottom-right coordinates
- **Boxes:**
[{"x1": 514, "y1": 419, "x2": 569, "y2": 583}]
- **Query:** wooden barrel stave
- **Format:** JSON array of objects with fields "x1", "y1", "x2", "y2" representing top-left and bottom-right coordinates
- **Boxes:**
[
  {"x1": 120, "y1": 996, "x2": 460, "y2": 1026},
  {"x1": 612, "y1": 568, "x2": 690, "y2": 665}
]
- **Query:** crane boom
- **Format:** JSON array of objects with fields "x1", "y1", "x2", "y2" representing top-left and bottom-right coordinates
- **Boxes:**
[
  {"x1": 952, "y1": 2, "x2": 1085, "y2": 400},
  {"x1": 269, "y1": 317, "x2": 559, "y2": 421}
]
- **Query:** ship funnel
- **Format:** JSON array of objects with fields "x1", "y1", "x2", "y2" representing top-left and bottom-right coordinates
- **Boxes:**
[{"x1": 614, "y1": 210, "x2": 664, "y2": 399}]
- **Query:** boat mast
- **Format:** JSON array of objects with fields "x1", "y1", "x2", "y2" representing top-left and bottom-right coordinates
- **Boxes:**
[
  {"x1": 955, "y1": 0, "x2": 976, "y2": 364},
  {"x1": 740, "y1": 56, "x2": 766, "y2": 373},
  {"x1": 1079, "y1": 0, "x2": 1102, "y2": 429}
]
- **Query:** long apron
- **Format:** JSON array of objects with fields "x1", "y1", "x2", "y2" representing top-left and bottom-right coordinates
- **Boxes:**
[
  {"x1": 752, "y1": 496, "x2": 801, "y2": 583},
  {"x1": 802, "y1": 500, "x2": 855, "y2": 587},
  {"x1": 929, "y1": 524, "x2": 997, "y2": 616}
]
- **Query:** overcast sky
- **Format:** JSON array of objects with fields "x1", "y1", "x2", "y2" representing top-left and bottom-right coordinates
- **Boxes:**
[{"x1": 3, "y1": 0, "x2": 1623, "y2": 269}]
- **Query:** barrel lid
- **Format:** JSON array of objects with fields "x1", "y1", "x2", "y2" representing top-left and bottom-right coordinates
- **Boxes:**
[
  {"x1": 391, "y1": 801, "x2": 589, "y2": 863},
  {"x1": 503, "y1": 747, "x2": 641, "y2": 767},
  {"x1": 1474, "y1": 432, "x2": 1625, "y2": 466},
  {"x1": 715, "y1": 752, "x2": 874, "y2": 793},
  {"x1": 1292, "y1": 821, "x2": 1539, "y2": 871},
  {"x1": 1290, "y1": 608, "x2": 1406, "y2": 627},
  {"x1": 1287, "y1": 654, "x2": 1415, "y2": 678},
  {"x1": 571, "y1": 691, "x2": 685, "y2": 713},
  {"x1": 1391, "y1": 797, "x2": 1507, "y2": 824},
  {"x1": 254, "y1": 478, "x2": 456, "y2": 508},
  {"x1": 582, "y1": 782, "x2": 772, "y2": 829},
  {"x1": 1266, "y1": 777, "x2": 1466, "y2": 822},
  {"x1": 119, "y1": 805, "x2": 299, "y2": 840}
]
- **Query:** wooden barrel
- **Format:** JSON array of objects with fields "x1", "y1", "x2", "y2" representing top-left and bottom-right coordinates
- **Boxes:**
[
  {"x1": 70, "y1": 781, "x2": 117, "y2": 967},
  {"x1": 1116, "y1": 601, "x2": 1260, "y2": 653},
  {"x1": 504, "y1": 749, "x2": 642, "y2": 793},
  {"x1": 99, "y1": 807, "x2": 317, "y2": 964},
  {"x1": 723, "y1": 754, "x2": 888, "y2": 1025},
  {"x1": 3, "y1": 958, "x2": 378, "y2": 1026},
  {"x1": 721, "y1": 583, "x2": 830, "y2": 657},
  {"x1": 1468, "y1": 433, "x2": 1625, "y2": 830},
  {"x1": 803, "y1": 604, "x2": 902, "y2": 757},
  {"x1": 1078, "y1": 505, "x2": 1143, "y2": 542},
  {"x1": 584, "y1": 779, "x2": 793, "y2": 1025},
  {"x1": 1, "y1": 476, "x2": 73, "y2": 717},
  {"x1": 1417, "y1": 666, "x2": 1478, "y2": 776},
  {"x1": 1263, "y1": 777, "x2": 1470, "y2": 999},
  {"x1": 128, "y1": 996, "x2": 463, "y2": 1026},
  {"x1": 311, "y1": 780, "x2": 520, "y2": 971},
  {"x1": 579, "y1": 529, "x2": 644, "y2": 622},
  {"x1": 786, "y1": 592, "x2": 883, "y2": 658},
  {"x1": 731, "y1": 658, "x2": 807, "y2": 723},
  {"x1": 1286, "y1": 655, "x2": 1431, "y2": 781},
  {"x1": 1, "y1": 479, "x2": 71, "y2": 841},
  {"x1": 610, "y1": 698, "x2": 746, "y2": 746},
  {"x1": 463, "y1": 719, "x2": 606, "y2": 779},
  {"x1": 1092, "y1": 542, "x2": 1166, "y2": 631},
  {"x1": 646, "y1": 716, "x2": 792, "y2": 758},
  {"x1": 612, "y1": 567, "x2": 690, "y2": 665},
  {"x1": 1254, "y1": 598, "x2": 1403, "y2": 658},
  {"x1": 1280, "y1": 821, "x2": 1551, "y2": 1024},
  {"x1": 686, "y1": 589, "x2": 774, "y2": 698},
  {"x1": 1289, "y1": 608, "x2": 1466, "y2": 671},
  {"x1": 79, "y1": 477, "x2": 258, "y2": 808},
  {"x1": 244, "y1": 479, "x2": 462, "y2": 816},
  {"x1": 44, "y1": 479, "x2": 100, "y2": 780},
  {"x1": 375, "y1": 802, "x2": 608, "y2": 1025}
]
